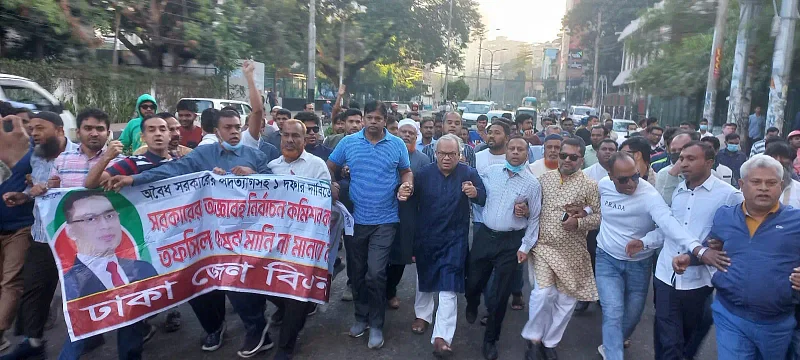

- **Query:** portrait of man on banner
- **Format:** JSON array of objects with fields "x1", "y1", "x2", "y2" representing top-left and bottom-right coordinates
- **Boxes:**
[{"x1": 58, "y1": 190, "x2": 158, "y2": 301}]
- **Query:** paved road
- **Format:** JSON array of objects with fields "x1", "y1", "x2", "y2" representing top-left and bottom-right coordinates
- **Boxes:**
[{"x1": 16, "y1": 262, "x2": 717, "y2": 360}]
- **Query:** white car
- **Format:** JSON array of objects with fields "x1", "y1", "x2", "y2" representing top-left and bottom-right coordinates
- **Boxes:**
[
  {"x1": 462, "y1": 101, "x2": 495, "y2": 126},
  {"x1": 613, "y1": 119, "x2": 637, "y2": 142},
  {"x1": 457, "y1": 101, "x2": 473, "y2": 113},
  {"x1": 487, "y1": 110, "x2": 514, "y2": 122},
  {"x1": 569, "y1": 105, "x2": 598, "y2": 123},
  {"x1": 178, "y1": 98, "x2": 252, "y2": 125},
  {"x1": 0, "y1": 74, "x2": 76, "y2": 140}
]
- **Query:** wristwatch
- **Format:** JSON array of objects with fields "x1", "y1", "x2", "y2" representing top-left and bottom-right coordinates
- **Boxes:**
[{"x1": 697, "y1": 247, "x2": 709, "y2": 260}]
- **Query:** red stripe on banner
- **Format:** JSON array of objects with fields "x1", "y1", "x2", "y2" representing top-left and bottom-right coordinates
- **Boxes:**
[{"x1": 65, "y1": 254, "x2": 329, "y2": 339}]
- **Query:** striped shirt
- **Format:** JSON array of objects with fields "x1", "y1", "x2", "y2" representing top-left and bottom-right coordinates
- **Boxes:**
[
  {"x1": 750, "y1": 139, "x2": 766, "y2": 157},
  {"x1": 50, "y1": 146, "x2": 123, "y2": 188},
  {"x1": 106, "y1": 151, "x2": 173, "y2": 177},
  {"x1": 30, "y1": 139, "x2": 79, "y2": 242},
  {"x1": 328, "y1": 129, "x2": 410, "y2": 225},
  {"x1": 481, "y1": 164, "x2": 542, "y2": 253}
]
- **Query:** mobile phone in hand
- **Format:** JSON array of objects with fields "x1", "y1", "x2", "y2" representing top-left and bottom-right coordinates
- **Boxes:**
[
  {"x1": 561, "y1": 212, "x2": 569, "y2": 222},
  {"x1": 2, "y1": 119, "x2": 13, "y2": 133}
]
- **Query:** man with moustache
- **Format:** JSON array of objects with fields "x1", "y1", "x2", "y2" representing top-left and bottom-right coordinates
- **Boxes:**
[
  {"x1": 584, "y1": 125, "x2": 608, "y2": 168},
  {"x1": 388, "y1": 120, "x2": 431, "y2": 311},
  {"x1": 324, "y1": 108, "x2": 364, "y2": 150},
  {"x1": 406, "y1": 134, "x2": 485, "y2": 358},
  {"x1": 465, "y1": 136, "x2": 541, "y2": 360},
  {"x1": 523, "y1": 138, "x2": 600, "y2": 360},
  {"x1": 295, "y1": 112, "x2": 332, "y2": 161},
  {"x1": 134, "y1": 113, "x2": 192, "y2": 158},
  {"x1": 529, "y1": 134, "x2": 562, "y2": 177},
  {"x1": 417, "y1": 118, "x2": 436, "y2": 152},
  {"x1": 422, "y1": 112, "x2": 476, "y2": 168},
  {"x1": 176, "y1": 100, "x2": 202, "y2": 148}
]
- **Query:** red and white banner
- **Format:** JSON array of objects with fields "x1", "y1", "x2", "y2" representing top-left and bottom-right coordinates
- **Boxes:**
[{"x1": 37, "y1": 172, "x2": 333, "y2": 341}]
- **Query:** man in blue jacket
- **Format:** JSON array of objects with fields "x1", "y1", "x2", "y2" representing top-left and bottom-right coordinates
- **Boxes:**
[{"x1": 675, "y1": 154, "x2": 800, "y2": 359}]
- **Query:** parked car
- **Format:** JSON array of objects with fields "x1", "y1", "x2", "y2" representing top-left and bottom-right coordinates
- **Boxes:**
[
  {"x1": 613, "y1": 119, "x2": 637, "y2": 140},
  {"x1": 0, "y1": 74, "x2": 77, "y2": 140},
  {"x1": 462, "y1": 101, "x2": 495, "y2": 126},
  {"x1": 457, "y1": 100, "x2": 473, "y2": 113},
  {"x1": 178, "y1": 98, "x2": 251, "y2": 125},
  {"x1": 487, "y1": 110, "x2": 514, "y2": 122},
  {"x1": 568, "y1": 105, "x2": 598, "y2": 123}
]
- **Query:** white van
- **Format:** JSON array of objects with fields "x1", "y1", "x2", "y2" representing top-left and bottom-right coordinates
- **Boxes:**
[
  {"x1": 178, "y1": 98, "x2": 252, "y2": 125},
  {"x1": 0, "y1": 74, "x2": 76, "y2": 140}
]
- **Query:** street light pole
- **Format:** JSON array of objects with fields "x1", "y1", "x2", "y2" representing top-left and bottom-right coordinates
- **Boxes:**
[
  {"x1": 442, "y1": 0, "x2": 454, "y2": 103},
  {"x1": 484, "y1": 48, "x2": 507, "y2": 101}
]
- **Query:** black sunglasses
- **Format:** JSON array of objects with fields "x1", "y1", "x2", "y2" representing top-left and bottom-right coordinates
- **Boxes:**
[
  {"x1": 559, "y1": 153, "x2": 581, "y2": 161},
  {"x1": 306, "y1": 126, "x2": 320, "y2": 134},
  {"x1": 616, "y1": 172, "x2": 641, "y2": 184},
  {"x1": 140, "y1": 104, "x2": 155, "y2": 110}
]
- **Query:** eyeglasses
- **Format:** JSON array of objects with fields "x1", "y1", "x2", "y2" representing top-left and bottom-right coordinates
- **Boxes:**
[
  {"x1": 615, "y1": 172, "x2": 641, "y2": 184},
  {"x1": 559, "y1": 153, "x2": 582, "y2": 161},
  {"x1": 306, "y1": 126, "x2": 320, "y2": 134},
  {"x1": 140, "y1": 104, "x2": 155, "y2": 110},
  {"x1": 69, "y1": 210, "x2": 119, "y2": 225},
  {"x1": 436, "y1": 151, "x2": 458, "y2": 159}
]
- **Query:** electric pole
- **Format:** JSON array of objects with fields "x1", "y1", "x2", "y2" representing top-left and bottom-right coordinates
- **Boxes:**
[
  {"x1": 476, "y1": 37, "x2": 482, "y2": 99},
  {"x1": 307, "y1": 0, "x2": 316, "y2": 103},
  {"x1": 591, "y1": 11, "x2": 602, "y2": 109},
  {"x1": 442, "y1": 0, "x2": 454, "y2": 103},
  {"x1": 702, "y1": 0, "x2": 730, "y2": 122},
  {"x1": 766, "y1": 0, "x2": 798, "y2": 133}
]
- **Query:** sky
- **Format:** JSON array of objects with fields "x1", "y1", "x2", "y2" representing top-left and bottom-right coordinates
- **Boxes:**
[{"x1": 475, "y1": 0, "x2": 567, "y2": 44}]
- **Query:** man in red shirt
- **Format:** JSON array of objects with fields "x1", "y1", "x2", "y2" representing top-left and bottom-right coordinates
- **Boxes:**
[{"x1": 176, "y1": 100, "x2": 202, "y2": 148}]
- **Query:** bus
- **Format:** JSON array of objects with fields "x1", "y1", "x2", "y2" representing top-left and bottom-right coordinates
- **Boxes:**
[{"x1": 522, "y1": 96, "x2": 537, "y2": 108}]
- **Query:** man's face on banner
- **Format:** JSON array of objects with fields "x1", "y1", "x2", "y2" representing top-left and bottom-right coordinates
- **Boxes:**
[{"x1": 66, "y1": 195, "x2": 122, "y2": 257}]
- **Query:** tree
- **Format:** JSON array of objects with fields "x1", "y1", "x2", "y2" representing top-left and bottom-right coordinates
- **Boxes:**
[
  {"x1": 443, "y1": 78, "x2": 470, "y2": 101},
  {"x1": 315, "y1": 0, "x2": 483, "y2": 93}
]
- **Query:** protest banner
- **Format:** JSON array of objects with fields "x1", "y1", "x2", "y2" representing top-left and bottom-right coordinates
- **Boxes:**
[{"x1": 36, "y1": 171, "x2": 334, "y2": 341}]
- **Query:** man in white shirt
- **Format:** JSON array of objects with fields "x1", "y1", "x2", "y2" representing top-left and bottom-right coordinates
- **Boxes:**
[
  {"x1": 584, "y1": 139, "x2": 618, "y2": 183},
  {"x1": 635, "y1": 141, "x2": 742, "y2": 360},
  {"x1": 655, "y1": 132, "x2": 696, "y2": 206},
  {"x1": 764, "y1": 141, "x2": 800, "y2": 208},
  {"x1": 697, "y1": 119, "x2": 714, "y2": 139},
  {"x1": 595, "y1": 152, "x2": 699, "y2": 360},
  {"x1": 197, "y1": 108, "x2": 220, "y2": 146}
]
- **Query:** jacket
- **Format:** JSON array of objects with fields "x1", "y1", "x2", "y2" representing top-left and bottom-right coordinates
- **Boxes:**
[{"x1": 119, "y1": 94, "x2": 158, "y2": 154}]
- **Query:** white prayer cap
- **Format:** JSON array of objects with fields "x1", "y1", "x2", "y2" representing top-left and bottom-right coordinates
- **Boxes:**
[{"x1": 398, "y1": 119, "x2": 418, "y2": 131}]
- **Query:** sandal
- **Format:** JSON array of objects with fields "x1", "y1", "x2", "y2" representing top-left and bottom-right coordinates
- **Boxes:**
[
  {"x1": 433, "y1": 338, "x2": 453, "y2": 358},
  {"x1": 511, "y1": 295, "x2": 525, "y2": 310},
  {"x1": 411, "y1": 318, "x2": 429, "y2": 335}
]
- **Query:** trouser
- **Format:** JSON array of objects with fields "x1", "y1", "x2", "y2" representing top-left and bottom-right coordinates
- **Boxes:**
[
  {"x1": 227, "y1": 292, "x2": 267, "y2": 339},
  {"x1": 59, "y1": 322, "x2": 146, "y2": 360},
  {"x1": 789, "y1": 327, "x2": 800, "y2": 360},
  {"x1": 346, "y1": 224, "x2": 396, "y2": 329},
  {"x1": 713, "y1": 299, "x2": 795, "y2": 360},
  {"x1": 595, "y1": 247, "x2": 652, "y2": 360},
  {"x1": 483, "y1": 263, "x2": 524, "y2": 311},
  {"x1": 188, "y1": 291, "x2": 226, "y2": 334},
  {"x1": 465, "y1": 226, "x2": 523, "y2": 343},
  {"x1": 0, "y1": 227, "x2": 30, "y2": 331},
  {"x1": 521, "y1": 286, "x2": 577, "y2": 348},
  {"x1": 653, "y1": 279, "x2": 713, "y2": 360},
  {"x1": 683, "y1": 292, "x2": 714, "y2": 359},
  {"x1": 343, "y1": 234, "x2": 353, "y2": 288},
  {"x1": 386, "y1": 264, "x2": 405, "y2": 299},
  {"x1": 586, "y1": 230, "x2": 599, "y2": 274},
  {"x1": 18, "y1": 239, "x2": 59, "y2": 339},
  {"x1": 268, "y1": 296, "x2": 312, "y2": 354},
  {"x1": 414, "y1": 276, "x2": 457, "y2": 345}
]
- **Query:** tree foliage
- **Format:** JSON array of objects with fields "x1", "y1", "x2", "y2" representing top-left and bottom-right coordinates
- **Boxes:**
[{"x1": 444, "y1": 78, "x2": 470, "y2": 101}]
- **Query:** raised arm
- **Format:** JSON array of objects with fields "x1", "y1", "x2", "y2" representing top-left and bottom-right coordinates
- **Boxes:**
[
  {"x1": 85, "y1": 141, "x2": 122, "y2": 189},
  {"x1": 244, "y1": 61, "x2": 265, "y2": 142},
  {"x1": 331, "y1": 84, "x2": 346, "y2": 121}
]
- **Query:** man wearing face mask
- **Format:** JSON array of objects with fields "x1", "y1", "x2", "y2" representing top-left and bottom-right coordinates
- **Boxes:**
[
  {"x1": 717, "y1": 133, "x2": 747, "y2": 189},
  {"x1": 104, "y1": 109, "x2": 274, "y2": 357},
  {"x1": 698, "y1": 119, "x2": 713, "y2": 139}
]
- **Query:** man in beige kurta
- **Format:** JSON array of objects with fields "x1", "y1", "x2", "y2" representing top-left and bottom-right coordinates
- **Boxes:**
[{"x1": 522, "y1": 137, "x2": 600, "y2": 359}]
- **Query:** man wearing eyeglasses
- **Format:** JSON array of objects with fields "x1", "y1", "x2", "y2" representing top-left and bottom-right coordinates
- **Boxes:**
[
  {"x1": 296, "y1": 112, "x2": 332, "y2": 161},
  {"x1": 595, "y1": 152, "x2": 699, "y2": 360},
  {"x1": 633, "y1": 141, "x2": 741, "y2": 360},
  {"x1": 421, "y1": 112, "x2": 476, "y2": 168},
  {"x1": 119, "y1": 94, "x2": 158, "y2": 155},
  {"x1": 523, "y1": 137, "x2": 600, "y2": 360}
]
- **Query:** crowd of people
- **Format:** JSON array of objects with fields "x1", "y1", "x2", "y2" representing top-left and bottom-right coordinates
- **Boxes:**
[{"x1": 1, "y1": 61, "x2": 800, "y2": 360}]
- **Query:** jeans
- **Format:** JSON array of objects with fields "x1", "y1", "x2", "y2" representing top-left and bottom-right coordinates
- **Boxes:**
[
  {"x1": 713, "y1": 299, "x2": 795, "y2": 360},
  {"x1": 483, "y1": 263, "x2": 524, "y2": 311},
  {"x1": 347, "y1": 224, "x2": 396, "y2": 329},
  {"x1": 653, "y1": 279, "x2": 713, "y2": 360},
  {"x1": 59, "y1": 322, "x2": 146, "y2": 360},
  {"x1": 465, "y1": 226, "x2": 523, "y2": 343},
  {"x1": 789, "y1": 327, "x2": 800, "y2": 360},
  {"x1": 595, "y1": 247, "x2": 652, "y2": 360}
]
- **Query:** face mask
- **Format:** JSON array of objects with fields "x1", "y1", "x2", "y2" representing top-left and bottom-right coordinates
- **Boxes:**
[
  {"x1": 669, "y1": 152, "x2": 681, "y2": 165},
  {"x1": 505, "y1": 161, "x2": 526, "y2": 174},
  {"x1": 221, "y1": 141, "x2": 243, "y2": 151},
  {"x1": 699, "y1": 125, "x2": 708, "y2": 131},
  {"x1": 726, "y1": 144, "x2": 739, "y2": 153}
]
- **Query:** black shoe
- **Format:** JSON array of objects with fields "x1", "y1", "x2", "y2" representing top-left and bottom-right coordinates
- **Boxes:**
[
  {"x1": 574, "y1": 301, "x2": 590, "y2": 314},
  {"x1": 81, "y1": 335, "x2": 105, "y2": 355},
  {"x1": 164, "y1": 310, "x2": 181, "y2": 332},
  {"x1": 306, "y1": 304, "x2": 317, "y2": 317},
  {"x1": 525, "y1": 342, "x2": 542, "y2": 360},
  {"x1": 271, "y1": 310, "x2": 284, "y2": 326},
  {"x1": 479, "y1": 316, "x2": 488, "y2": 326},
  {"x1": 542, "y1": 346, "x2": 558, "y2": 360},
  {"x1": 0, "y1": 339, "x2": 46, "y2": 360},
  {"x1": 201, "y1": 322, "x2": 226, "y2": 352},
  {"x1": 466, "y1": 305, "x2": 478, "y2": 324},
  {"x1": 236, "y1": 325, "x2": 274, "y2": 358},
  {"x1": 142, "y1": 323, "x2": 157, "y2": 344},
  {"x1": 482, "y1": 341, "x2": 498, "y2": 360}
]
